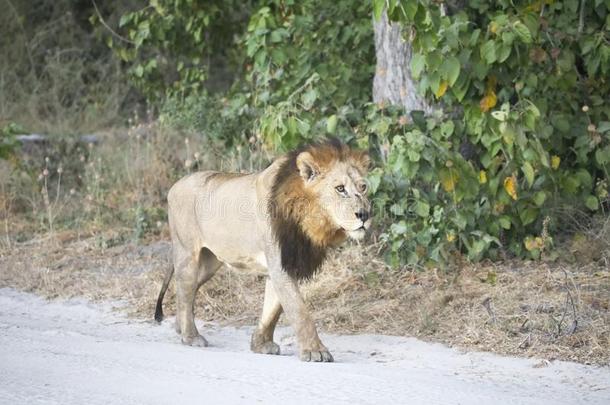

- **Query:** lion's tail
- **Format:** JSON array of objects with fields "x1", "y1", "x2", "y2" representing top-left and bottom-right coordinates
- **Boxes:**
[{"x1": 154, "y1": 264, "x2": 175, "y2": 323}]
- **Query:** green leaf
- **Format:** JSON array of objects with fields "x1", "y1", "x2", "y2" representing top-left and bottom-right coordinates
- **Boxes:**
[
  {"x1": 595, "y1": 147, "x2": 609, "y2": 165},
  {"x1": 403, "y1": 2, "x2": 418, "y2": 19},
  {"x1": 575, "y1": 169, "x2": 593, "y2": 188},
  {"x1": 522, "y1": 162, "x2": 535, "y2": 188},
  {"x1": 491, "y1": 110, "x2": 508, "y2": 121},
  {"x1": 390, "y1": 203, "x2": 404, "y2": 216},
  {"x1": 367, "y1": 168, "x2": 383, "y2": 194},
  {"x1": 499, "y1": 216, "x2": 511, "y2": 230},
  {"x1": 119, "y1": 13, "x2": 132, "y2": 28},
  {"x1": 512, "y1": 21, "x2": 532, "y2": 44},
  {"x1": 527, "y1": 103, "x2": 540, "y2": 118},
  {"x1": 407, "y1": 149, "x2": 420, "y2": 162},
  {"x1": 597, "y1": 121, "x2": 610, "y2": 133},
  {"x1": 415, "y1": 201, "x2": 430, "y2": 217},
  {"x1": 442, "y1": 56, "x2": 461, "y2": 86},
  {"x1": 287, "y1": 116, "x2": 298, "y2": 135},
  {"x1": 519, "y1": 208, "x2": 538, "y2": 226},
  {"x1": 134, "y1": 64, "x2": 144, "y2": 77},
  {"x1": 151, "y1": 0, "x2": 165, "y2": 15},
  {"x1": 480, "y1": 40, "x2": 497, "y2": 64},
  {"x1": 326, "y1": 114, "x2": 338, "y2": 134},
  {"x1": 585, "y1": 195, "x2": 599, "y2": 211},
  {"x1": 533, "y1": 191, "x2": 546, "y2": 207},
  {"x1": 501, "y1": 31, "x2": 515, "y2": 45},
  {"x1": 372, "y1": 0, "x2": 385, "y2": 20},
  {"x1": 301, "y1": 88, "x2": 317, "y2": 110},
  {"x1": 269, "y1": 30, "x2": 284, "y2": 43},
  {"x1": 439, "y1": 168, "x2": 458, "y2": 192},
  {"x1": 552, "y1": 114, "x2": 571, "y2": 133},
  {"x1": 497, "y1": 44, "x2": 512, "y2": 63},
  {"x1": 296, "y1": 119, "x2": 310, "y2": 135},
  {"x1": 271, "y1": 49, "x2": 287, "y2": 64},
  {"x1": 391, "y1": 220, "x2": 408, "y2": 235},
  {"x1": 440, "y1": 120, "x2": 454, "y2": 138},
  {"x1": 451, "y1": 75, "x2": 469, "y2": 102},
  {"x1": 468, "y1": 240, "x2": 487, "y2": 261},
  {"x1": 411, "y1": 53, "x2": 425, "y2": 79}
]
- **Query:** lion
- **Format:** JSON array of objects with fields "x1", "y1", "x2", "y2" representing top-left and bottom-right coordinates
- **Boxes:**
[{"x1": 154, "y1": 138, "x2": 372, "y2": 362}]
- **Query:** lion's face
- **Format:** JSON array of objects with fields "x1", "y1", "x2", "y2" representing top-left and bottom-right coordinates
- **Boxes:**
[{"x1": 296, "y1": 149, "x2": 372, "y2": 241}]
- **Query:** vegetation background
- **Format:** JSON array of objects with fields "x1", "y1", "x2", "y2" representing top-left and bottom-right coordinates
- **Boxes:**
[{"x1": 0, "y1": 0, "x2": 608, "y2": 364}]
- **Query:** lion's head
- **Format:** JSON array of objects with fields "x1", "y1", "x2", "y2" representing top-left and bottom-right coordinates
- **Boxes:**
[{"x1": 269, "y1": 138, "x2": 371, "y2": 279}]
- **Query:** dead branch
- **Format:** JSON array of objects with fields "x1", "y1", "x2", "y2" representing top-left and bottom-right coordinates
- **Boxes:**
[{"x1": 482, "y1": 297, "x2": 497, "y2": 325}]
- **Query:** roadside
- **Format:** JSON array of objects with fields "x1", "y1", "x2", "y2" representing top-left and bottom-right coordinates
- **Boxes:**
[
  {"x1": 1, "y1": 288, "x2": 608, "y2": 405},
  {"x1": 1, "y1": 231, "x2": 608, "y2": 366}
]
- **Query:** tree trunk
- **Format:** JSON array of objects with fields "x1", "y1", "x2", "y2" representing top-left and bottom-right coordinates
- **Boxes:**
[{"x1": 372, "y1": 12, "x2": 433, "y2": 114}]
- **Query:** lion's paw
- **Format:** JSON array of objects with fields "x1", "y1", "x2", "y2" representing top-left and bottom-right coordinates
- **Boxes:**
[
  {"x1": 300, "y1": 350, "x2": 334, "y2": 362},
  {"x1": 252, "y1": 341, "x2": 281, "y2": 355},
  {"x1": 181, "y1": 334, "x2": 208, "y2": 347}
]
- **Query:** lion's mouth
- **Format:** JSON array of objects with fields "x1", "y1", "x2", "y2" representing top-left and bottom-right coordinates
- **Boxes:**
[
  {"x1": 344, "y1": 224, "x2": 368, "y2": 240},
  {"x1": 342, "y1": 224, "x2": 367, "y2": 232}
]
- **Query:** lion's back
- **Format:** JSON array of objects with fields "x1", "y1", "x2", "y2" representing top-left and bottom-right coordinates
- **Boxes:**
[{"x1": 167, "y1": 170, "x2": 264, "y2": 253}]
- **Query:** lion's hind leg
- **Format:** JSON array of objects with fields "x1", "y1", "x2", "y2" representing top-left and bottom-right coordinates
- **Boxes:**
[
  {"x1": 175, "y1": 247, "x2": 222, "y2": 347},
  {"x1": 251, "y1": 278, "x2": 282, "y2": 355}
]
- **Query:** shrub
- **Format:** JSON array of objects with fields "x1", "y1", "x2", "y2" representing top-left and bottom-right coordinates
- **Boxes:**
[{"x1": 106, "y1": 1, "x2": 609, "y2": 266}]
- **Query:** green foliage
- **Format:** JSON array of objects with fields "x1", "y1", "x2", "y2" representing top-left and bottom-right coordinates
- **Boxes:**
[
  {"x1": 106, "y1": 0, "x2": 254, "y2": 100},
  {"x1": 113, "y1": 0, "x2": 374, "y2": 148},
  {"x1": 241, "y1": 0, "x2": 374, "y2": 150},
  {"x1": 0, "y1": 123, "x2": 22, "y2": 160},
  {"x1": 1, "y1": 0, "x2": 131, "y2": 134},
  {"x1": 370, "y1": 0, "x2": 609, "y2": 265},
  {"x1": 133, "y1": 205, "x2": 166, "y2": 240},
  {"x1": 109, "y1": 0, "x2": 609, "y2": 266},
  {"x1": 159, "y1": 91, "x2": 252, "y2": 147}
]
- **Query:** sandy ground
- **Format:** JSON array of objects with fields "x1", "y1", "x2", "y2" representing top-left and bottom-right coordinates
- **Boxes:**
[{"x1": 0, "y1": 288, "x2": 608, "y2": 405}]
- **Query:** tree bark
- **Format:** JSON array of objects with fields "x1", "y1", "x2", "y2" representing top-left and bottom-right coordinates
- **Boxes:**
[{"x1": 372, "y1": 12, "x2": 433, "y2": 114}]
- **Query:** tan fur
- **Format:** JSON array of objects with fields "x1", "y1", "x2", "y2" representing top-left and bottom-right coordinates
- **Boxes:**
[{"x1": 156, "y1": 139, "x2": 372, "y2": 362}]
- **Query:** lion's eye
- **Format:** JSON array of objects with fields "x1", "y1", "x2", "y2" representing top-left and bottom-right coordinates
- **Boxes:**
[{"x1": 335, "y1": 185, "x2": 345, "y2": 193}]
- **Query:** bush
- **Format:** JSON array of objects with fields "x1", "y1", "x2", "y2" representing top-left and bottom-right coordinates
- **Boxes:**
[
  {"x1": 366, "y1": 0, "x2": 609, "y2": 265},
  {"x1": 0, "y1": 0, "x2": 134, "y2": 134},
  {"x1": 105, "y1": 0, "x2": 609, "y2": 266}
]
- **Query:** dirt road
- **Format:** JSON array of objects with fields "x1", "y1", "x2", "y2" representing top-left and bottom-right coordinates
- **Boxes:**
[{"x1": 0, "y1": 288, "x2": 608, "y2": 404}]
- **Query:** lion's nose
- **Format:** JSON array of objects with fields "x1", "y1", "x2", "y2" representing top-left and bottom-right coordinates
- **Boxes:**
[{"x1": 355, "y1": 209, "x2": 370, "y2": 223}]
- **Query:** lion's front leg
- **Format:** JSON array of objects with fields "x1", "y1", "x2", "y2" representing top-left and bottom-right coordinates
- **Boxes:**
[
  {"x1": 266, "y1": 253, "x2": 333, "y2": 362},
  {"x1": 251, "y1": 278, "x2": 282, "y2": 355}
]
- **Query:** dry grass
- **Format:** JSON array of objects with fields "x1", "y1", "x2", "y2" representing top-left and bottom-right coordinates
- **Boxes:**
[
  {"x1": 0, "y1": 121, "x2": 274, "y2": 250},
  {"x1": 0, "y1": 0, "x2": 131, "y2": 135},
  {"x1": 1, "y1": 230, "x2": 608, "y2": 366}
]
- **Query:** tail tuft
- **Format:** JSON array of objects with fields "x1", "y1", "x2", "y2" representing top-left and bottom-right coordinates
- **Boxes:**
[
  {"x1": 154, "y1": 264, "x2": 174, "y2": 323},
  {"x1": 154, "y1": 304, "x2": 164, "y2": 323}
]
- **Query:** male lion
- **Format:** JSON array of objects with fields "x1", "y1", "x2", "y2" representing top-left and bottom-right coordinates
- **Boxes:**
[{"x1": 155, "y1": 138, "x2": 371, "y2": 362}]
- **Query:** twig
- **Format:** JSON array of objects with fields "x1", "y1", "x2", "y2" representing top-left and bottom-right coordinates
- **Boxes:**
[
  {"x1": 518, "y1": 333, "x2": 532, "y2": 349},
  {"x1": 91, "y1": 0, "x2": 135, "y2": 45},
  {"x1": 3, "y1": 0, "x2": 35, "y2": 69},
  {"x1": 578, "y1": 0, "x2": 586, "y2": 35},
  {"x1": 556, "y1": 268, "x2": 579, "y2": 337},
  {"x1": 482, "y1": 297, "x2": 497, "y2": 324},
  {"x1": 1, "y1": 181, "x2": 11, "y2": 249},
  {"x1": 520, "y1": 318, "x2": 529, "y2": 331}
]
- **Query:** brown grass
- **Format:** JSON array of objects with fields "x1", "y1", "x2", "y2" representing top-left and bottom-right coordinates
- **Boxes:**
[{"x1": 1, "y1": 230, "x2": 608, "y2": 366}]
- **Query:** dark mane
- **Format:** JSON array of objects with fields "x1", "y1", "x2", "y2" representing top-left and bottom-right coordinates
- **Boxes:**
[{"x1": 268, "y1": 138, "x2": 347, "y2": 279}]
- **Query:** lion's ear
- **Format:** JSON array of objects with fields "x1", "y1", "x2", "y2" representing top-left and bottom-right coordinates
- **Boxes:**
[
  {"x1": 296, "y1": 151, "x2": 319, "y2": 182},
  {"x1": 353, "y1": 151, "x2": 370, "y2": 172}
]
